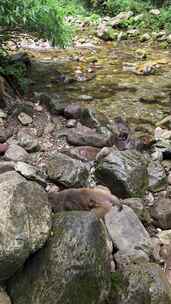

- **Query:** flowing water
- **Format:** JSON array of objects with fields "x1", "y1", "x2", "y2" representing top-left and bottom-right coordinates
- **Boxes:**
[{"x1": 26, "y1": 37, "x2": 171, "y2": 137}]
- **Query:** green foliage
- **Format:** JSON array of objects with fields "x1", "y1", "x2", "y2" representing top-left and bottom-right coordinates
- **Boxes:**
[{"x1": 0, "y1": 0, "x2": 71, "y2": 47}]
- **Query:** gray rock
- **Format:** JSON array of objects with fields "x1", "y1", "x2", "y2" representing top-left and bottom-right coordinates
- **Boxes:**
[
  {"x1": 8, "y1": 212, "x2": 111, "y2": 304},
  {"x1": 0, "y1": 171, "x2": 51, "y2": 282},
  {"x1": 67, "y1": 124, "x2": 113, "y2": 148},
  {"x1": 151, "y1": 198, "x2": 171, "y2": 229},
  {"x1": 47, "y1": 152, "x2": 89, "y2": 187},
  {"x1": 148, "y1": 160, "x2": 167, "y2": 192},
  {"x1": 95, "y1": 149, "x2": 148, "y2": 198},
  {"x1": 122, "y1": 197, "x2": 144, "y2": 218},
  {"x1": 115, "y1": 263, "x2": 171, "y2": 304},
  {"x1": 18, "y1": 112, "x2": 33, "y2": 125},
  {"x1": 15, "y1": 162, "x2": 47, "y2": 187},
  {"x1": 105, "y1": 206, "x2": 152, "y2": 269},
  {"x1": 17, "y1": 129, "x2": 40, "y2": 152},
  {"x1": 4, "y1": 144, "x2": 29, "y2": 162}
]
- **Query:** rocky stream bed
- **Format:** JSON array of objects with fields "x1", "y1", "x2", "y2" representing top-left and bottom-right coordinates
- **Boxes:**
[{"x1": 1, "y1": 15, "x2": 171, "y2": 304}]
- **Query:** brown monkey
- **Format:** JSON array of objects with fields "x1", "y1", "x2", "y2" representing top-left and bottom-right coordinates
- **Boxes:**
[{"x1": 48, "y1": 186, "x2": 121, "y2": 218}]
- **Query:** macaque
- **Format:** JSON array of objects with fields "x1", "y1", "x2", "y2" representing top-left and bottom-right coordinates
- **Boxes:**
[
  {"x1": 48, "y1": 185, "x2": 122, "y2": 218},
  {"x1": 159, "y1": 243, "x2": 171, "y2": 284}
]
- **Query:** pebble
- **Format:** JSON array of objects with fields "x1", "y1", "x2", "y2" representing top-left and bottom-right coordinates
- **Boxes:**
[
  {"x1": 18, "y1": 112, "x2": 33, "y2": 125},
  {"x1": 66, "y1": 119, "x2": 77, "y2": 128}
]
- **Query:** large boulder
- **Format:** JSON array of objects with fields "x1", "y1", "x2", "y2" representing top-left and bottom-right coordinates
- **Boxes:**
[
  {"x1": 0, "y1": 171, "x2": 51, "y2": 282},
  {"x1": 105, "y1": 206, "x2": 152, "y2": 270},
  {"x1": 114, "y1": 263, "x2": 171, "y2": 304},
  {"x1": 47, "y1": 152, "x2": 89, "y2": 187},
  {"x1": 95, "y1": 149, "x2": 148, "y2": 198},
  {"x1": 8, "y1": 212, "x2": 111, "y2": 304}
]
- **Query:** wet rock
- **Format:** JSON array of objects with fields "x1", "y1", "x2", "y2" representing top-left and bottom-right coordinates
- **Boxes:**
[
  {"x1": 18, "y1": 112, "x2": 33, "y2": 125},
  {"x1": 17, "y1": 129, "x2": 40, "y2": 152},
  {"x1": 116, "y1": 263, "x2": 171, "y2": 304},
  {"x1": 0, "y1": 288, "x2": 11, "y2": 304},
  {"x1": 151, "y1": 198, "x2": 171, "y2": 229},
  {"x1": 47, "y1": 152, "x2": 89, "y2": 187},
  {"x1": 67, "y1": 124, "x2": 113, "y2": 148},
  {"x1": 147, "y1": 160, "x2": 167, "y2": 192},
  {"x1": 8, "y1": 212, "x2": 111, "y2": 304},
  {"x1": 95, "y1": 149, "x2": 148, "y2": 198},
  {"x1": 4, "y1": 144, "x2": 29, "y2": 162},
  {"x1": 0, "y1": 171, "x2": 51, "y2": 282},
  {"x1": 105, "y1": 206, "x2": 152, "y2": 269},
  {"x1": 15, "y1": 162, "x2": 47, "y2": 187},
  {"x1": 63, "y1": 146, "x2": 100, "y2": 162}
]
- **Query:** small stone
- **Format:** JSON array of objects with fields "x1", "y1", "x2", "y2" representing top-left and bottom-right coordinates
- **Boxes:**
[
  {"x1": 34, "y1": 104, "x2": 43, "y2": 112},
  {"x1": 140, "y1": 33, "x2": 151, "y2": 42},
  {"x1": 46, "y1": 184, "x2": 60, "y2": 193},
  {"x1": 66, "y1": 119, "x2": 77, "y2": 128},
  {"x1": 150, "y1": 9, "x2": 160, "y2": 15},
  {"x1": 18, "y1": 112, "x2": 33, "y2": 125},
  {"x1": 135, "y1": 49, "x2": 147, "y2": 59}
]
